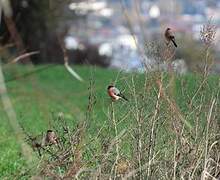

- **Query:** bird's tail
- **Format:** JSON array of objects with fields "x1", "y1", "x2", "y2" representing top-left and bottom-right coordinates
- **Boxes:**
[
  {"x1": 120, "y1": 94, "x2": 129, "y2": 101},
  {"x1": 171, "y1": 39, "x2": 177, "y2": 47}
]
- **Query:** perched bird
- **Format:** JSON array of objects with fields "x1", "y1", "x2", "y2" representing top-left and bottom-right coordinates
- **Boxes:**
[
  {"x1": 164, "y1": 28, "x2": 177, "y2": 47},
  {"x1": 45, "y1": 130, "x2": 58, "y2": 145},
  {"x1": 107, "y1": 85, "x2": 128, "y2": 101}
]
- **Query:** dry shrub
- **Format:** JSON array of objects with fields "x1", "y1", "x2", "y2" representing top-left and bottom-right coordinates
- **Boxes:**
[{"x1": 12, "y1": 19, "x2": 220, "y2": 180}]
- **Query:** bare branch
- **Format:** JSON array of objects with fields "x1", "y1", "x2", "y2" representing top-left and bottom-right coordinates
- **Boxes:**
[{"x1": 7, "y1": 51, "x2": 40, "y2": 65}]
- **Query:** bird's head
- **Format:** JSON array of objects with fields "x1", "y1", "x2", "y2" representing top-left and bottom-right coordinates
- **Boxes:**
[{"x1": 107, "y1": 85, "x2": 114, "y2": 90}]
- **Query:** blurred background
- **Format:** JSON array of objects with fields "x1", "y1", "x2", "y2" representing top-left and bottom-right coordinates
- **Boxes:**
[{"x1": 1, "y1": 0, "x2": 220, "y2": 73}]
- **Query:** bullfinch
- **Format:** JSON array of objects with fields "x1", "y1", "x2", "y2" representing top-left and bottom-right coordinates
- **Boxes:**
[
  {"x1": 107, "y1": 85, "x2": 128, "y2": 101},
  {"x1": 45, "y1": 130, "x2": 58, "y2": 145},
  {"x1": 165, "y1": 27, "x2": 177, "y2": 47}
]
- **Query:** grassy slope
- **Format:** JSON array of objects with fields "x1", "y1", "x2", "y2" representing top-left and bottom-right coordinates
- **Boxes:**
[
  {"x1": 0, "y1": 65, "x2": 125, "y2": 177},
  {"x1": 0, "y1": 65, "x2": 219, "y2": 178}
]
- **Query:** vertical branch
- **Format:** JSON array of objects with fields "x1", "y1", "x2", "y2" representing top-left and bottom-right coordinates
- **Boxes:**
[
  {"x1": 119, "y1": 0, "x2": 150, "y2": 72},
  {"x1": 4, "y1": 17, "x2": 24, "y2": 52},
  {"x1": 200, "y1": 18, "x2": 216, "y2": 76},
  {"x1": 203, "y1": 98, "x2": 216, "y2": 174},
  {"x1": 110, "y1": 101, "x2": 120, "y2": 179},
  {"x1": 147, "y1": 77, "x2": 162, "y2": 178},
  {"x1": 131, "y1": 76, "x2": 143, "y2": 179},
  {"x1": 0, "y1": 60, "x2": 35, "y2": 165},
  {"x1": 86, "y1": 75, "x2": 96, "y2": 124},
  {"x1": 58, "y1": 36, "x2": 84, "y2": 82},
  {"x1": 133, "y1": 0, "x2": 147, "y2": 42},
  {"x1": 173, "y1": 140, "x2": 177, "y2": 180}
]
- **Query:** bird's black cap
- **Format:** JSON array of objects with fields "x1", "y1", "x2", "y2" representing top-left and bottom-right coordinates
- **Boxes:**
[
  {"x1": 47, "y1": 130, "x2": 53, "y2": 133},
  {"x1": 107, "y1": 85, "x2": 114, "y2": 90}
]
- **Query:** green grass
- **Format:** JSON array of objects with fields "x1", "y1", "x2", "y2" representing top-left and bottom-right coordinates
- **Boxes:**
[
  {"x1": 0, "y1": 65, "x2": 128, "y2": 178},
  {"x1": 0, "y1": 65, "x2": 219, "y2": 178}
]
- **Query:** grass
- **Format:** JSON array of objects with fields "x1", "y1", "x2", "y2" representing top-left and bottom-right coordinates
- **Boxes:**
[
  {"x1": 0, "y1": 64, "x2": 220, "y2": 179},
  {"x1": 0, "y1": 64, "x2": 126, "y2": 178}
]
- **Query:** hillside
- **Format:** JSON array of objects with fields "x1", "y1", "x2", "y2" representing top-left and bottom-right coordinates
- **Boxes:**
[{"x1": 0, "y1": 65, "x2": 219, "y2": 179}]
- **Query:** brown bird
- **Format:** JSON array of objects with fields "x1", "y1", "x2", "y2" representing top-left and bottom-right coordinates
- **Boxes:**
[
  {"x1": 45, "y1": 130, "x2": 58, "y2": 145},
  {"x1": 107, "y1": 85, "x2": 128, "y2": 101},
  {"x1": 165, "y1": 27, "x2": 177, "y2": 47}
]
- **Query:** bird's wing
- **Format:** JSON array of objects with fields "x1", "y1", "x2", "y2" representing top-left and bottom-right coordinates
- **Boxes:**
[{"x1": 112, "y1": 87, "x2": 120, "y2": 95}]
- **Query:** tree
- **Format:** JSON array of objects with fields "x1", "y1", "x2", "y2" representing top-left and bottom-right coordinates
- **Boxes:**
[
  {"x1": 1, "y1": 0, "x2": 110, "y2": 67},
  {"x1": 0, "y1": 0, "x2": 70, "y2": 64}
]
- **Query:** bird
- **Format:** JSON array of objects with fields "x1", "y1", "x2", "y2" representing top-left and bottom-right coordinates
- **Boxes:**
[
  {"x1": 45, "y1": 130, "x2": 59, "y2": 145},
  {"x1": 107, "y1": 85, "x2": 128, "y2": 101},
  {"x1": 164, "y1": 27, "x2": 177, "y2": 47}
]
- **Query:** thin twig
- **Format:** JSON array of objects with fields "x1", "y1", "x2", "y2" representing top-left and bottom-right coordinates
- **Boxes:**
[{"x1": 6, "y1": 51, "x2": 40, "y2": 65}]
